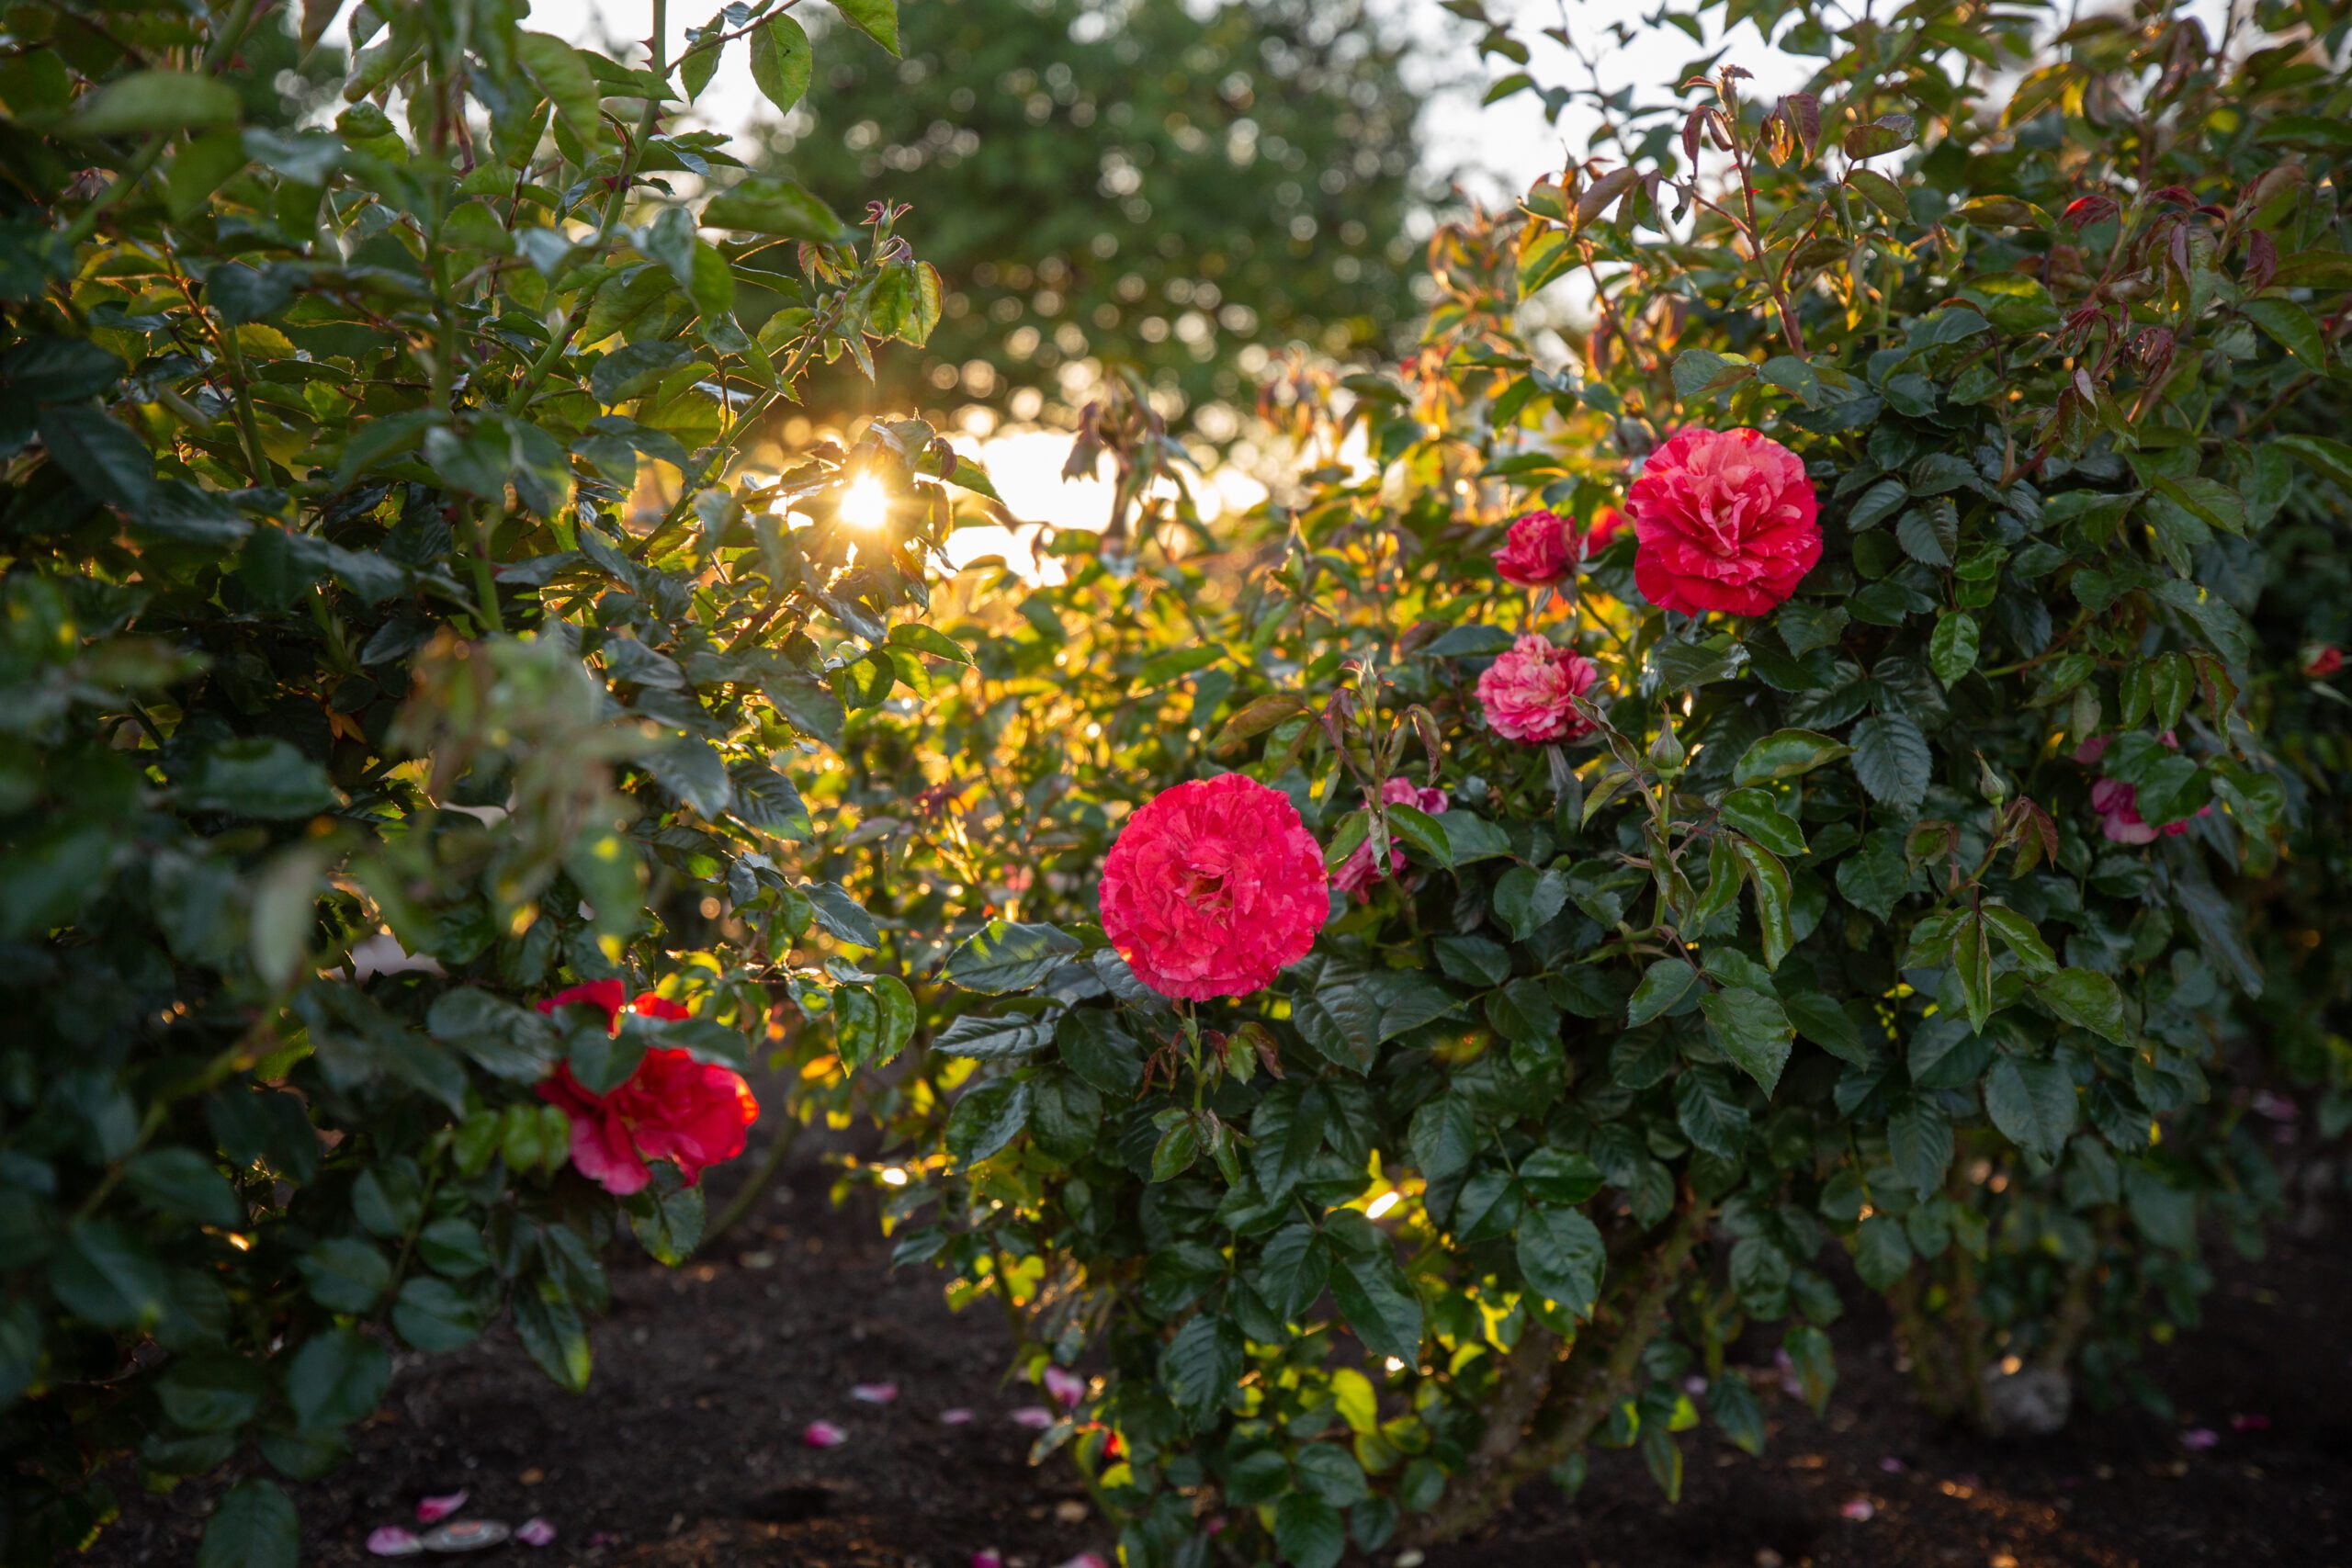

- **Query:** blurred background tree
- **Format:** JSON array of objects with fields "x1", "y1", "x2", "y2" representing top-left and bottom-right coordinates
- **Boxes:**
[{"x1": 747, "y1": 0, "x2": 1438, "y2": 439}]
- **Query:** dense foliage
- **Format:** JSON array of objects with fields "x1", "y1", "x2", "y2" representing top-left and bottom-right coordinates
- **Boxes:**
[
  {"x1": 865, "y1": 0, "x2": 2352, "y2": 1563},
  {"x1": 0, "y1": 0, "x2": 981, "y2": 1559},
  {"x1": 752, "y1": 0, "x2": 1430, "y2": 430}
]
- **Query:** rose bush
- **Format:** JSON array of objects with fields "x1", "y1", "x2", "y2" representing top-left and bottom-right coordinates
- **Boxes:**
[
  {"x1": 861, "y1": 0, "x2": 2349, "y2": 1562},
  {"x1": 0, "y1": 0, "x2": 988, "y2": 1558}
]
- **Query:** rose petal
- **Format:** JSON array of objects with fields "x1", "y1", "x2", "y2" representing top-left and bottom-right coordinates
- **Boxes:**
[
  {"x1": 1057, "y1": 1556, "x2": 1112, "y2": 1568},
  {"x1": 1879, "y1": 1456, "x2": 1906, "y2": 1473},
  {"x1": 851, "y1": 1382, "x2": 899, "y2": 1404},
  {"x1": 516, "y1": 1518, "x2": 557, "y2": 1548},
  {"x1": 368, "y1": 1527, "x2": 424, "y2": 1557},
  {"x1": 1840, "y1": 1498, "x2": 1875, "y2": 1522},
  {"x1": 1011, "y1": 1406, "x2": 1056, "y2": 1429},
  {"x1": 2181, "y1": 1427, "x2": 2219, "y2": 1450},
  {"x1": 1042, "y1": 1366, "x2": 1086, "y2": 1409},
  {"x1": 939, "y1": 1407, "x2": 976, "y2": 1426},
  {"x1": 415, "y1": 1492, "x2": 469, "y2": 1525},
  {"x1": 973, "y1": 1552, "x2": 1004, "y2": 1568},
  {"x1": 802, "y1": 1420, "x2": 848, "y2": 1448}
]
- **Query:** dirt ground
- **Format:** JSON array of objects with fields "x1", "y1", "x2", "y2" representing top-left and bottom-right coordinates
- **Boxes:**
[{"x1": 90, "y1": 1134, "x2": 2350, "y2": 1568}]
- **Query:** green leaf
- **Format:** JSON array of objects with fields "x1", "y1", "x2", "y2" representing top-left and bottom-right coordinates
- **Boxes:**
[
  {"x1": 1518, "y1": 1147, "x2": 1604, "y2": 1205},
  {"x1": 1851, "y1": 1213, "x2": 1913, "y2": 1291},
  {"x1": 1492, "y1": 864, "x2": 1569, "y2": 940},
  {"x1": 746, "y1": 14, "x2": 814, "y2": 115},
  {"x1": 1708, "y1": 1374, "x2": 1767, "y2": 1456},
  {"x1": 944, "y1": 920, "x2": 1080, "y2": 992},
  {"x1": 1733, "y1": 729, "x2": 1851, "y2": 785},
  {"x1": 1625, "y1": 957, "x2": 1696, "y2": 1027},
  {"x1": 829, "y1": 0, "x2": 902, "y2": 54},
  {"x1": 1515, "y1": 1204, "x2": 1605, "y2": 1316},
  {"x1": 297, "y1": 1238, "x2": 390, "y2": 1314},
  {"x1": 803, "y1": 881, "x2": 879, "y2": 947},
  {"x1": 1718, "y1": 789, "x2": 1804, "y2": 855},
  {"x1": 1159, "y1": 1314, "x2": 1241, "y2": 1427},
  {"x1": 516, "y1": 33, "x2": 606, "y2": 157},
  {"x1": 1732, "y1": 840, "x2": 1794, "y2": 970},
  {"x1": 512, "y1": 1283, "x2": 593, "y2": 1393},
  {"x1": 627, "y1": 1181, "x2": 707, "y2": 1267},
  {"x1": 1674, "y1": 1066, "x2": 1750, "y2": 1159},
  {"x1": 945, "y1": 1078, "x2": 1032, "y2": 1164},
  {"x1": 1273, "y1": 1494, "x2": 1347, "y2": 1568},
  {"x1": 1849, "y1": 713, "x2": 1931, "y2": 810},
  {"x1": 1984, "y1": 1055, "x2": 2075, "y2": 1163},
  {"x1": 1928, "y1": 613, "x2": 1979, "y2": 685},
  {"x1": 1951, "y1": 913, "x2": 1994, "y2": 1034},
  {"x1": 1701, "y1": 987, "x2": 1794, "y2": 1093},
  {"x1": 1407, "y1": 1095, "x2": 1477, "y2": 1182},
  {"x1": 933, "y1": 1010, "x2": 1056, "y2": 1060},
  {"x1": 703, "y1": 174, "x2": 840, "y2": 239},
  {"x1": 1886, "y1": 1095, "x2": 1953, "y2": 1193},
  {"x1": 157, "y1": 1356, "x2": 266, "y2": 1434},
  {"x1": 51, "y1": 1222, "x2": 168, "y2": 1330},
  {"x1": 391, "y1": 1277, "x2": 486, "y2": 1353},
  {"x1": 127, "y1": 1149, "x2": 243, "y2": 1229},
  {"x1": 284, "y1": 1327, "x2": 390, "y2": 1432},
  {"x1": 2035, "y1": 966, "x2": 2127, "y2": 1043},
  {"x1": 2243, "y1": 298, "x2": 2326, "y2": 367},
  {"x1": 1329, "y1": 1250, "x2": 1422, "y2": 1363},
  {"x1": 183, "y1": 738, "x2": 337, "y2": 818},
  {"x1": 1847, "y1": 167, "x2": 1909, "y2": 222},
  {"x1": 69, "y1": 71, "x2": 241, "y2": 137},
  {"x1": 1057, "y1": 1009, "x2": 1143, "y2": 1096},
  {"x1": 198, "y1": 1479, "x2": 298, "y2": 1568},
  {"x1": 1784, "y1": 1324, "x2": 1837, "y2": 1414}
]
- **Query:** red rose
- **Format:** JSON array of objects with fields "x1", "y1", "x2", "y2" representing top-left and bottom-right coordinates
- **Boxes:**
[
  {"x1": 536, "y1": 1046, "x2": 758, "y2": 1196},
  {"x1": 2306, "y1": 645, "x2": 2343, "y2": 678},
  {"x1": 535, "y1": 979, "x2": 692, "y2": 1032},
  {"x1": 1492, "y1": 510, "x2": 1576, "y2": 585},
  {"x1": 534, "y1": 984, "x2": 755, "y2": 1195},
  {"x1": 1580, "y1": 505, "x2": 1628, "y2": 556},
  {"x1": 1628, "y1": 427, "x2": 1821, "y2": 615}
]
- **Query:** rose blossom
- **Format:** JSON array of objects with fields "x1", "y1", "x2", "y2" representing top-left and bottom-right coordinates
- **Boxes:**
[
  {"x1": 1476, "y1": 635, "x2": 1600, "y2": 744},
  {"x1": 1492, "y1": 509, "x2": 1575, "y2": 585},
  {"x1": 2308, "y1": 645, "x2": 2343, "y2": 678},
  {"x1": 1332, "y1": 777, "x2": 1450, "y2": 901},
  {"x1": 1581, "y1": 504, "x2": 1628, "y2": 555},
  {"x1": 2078, "y1": 731, "x2": 2211, "y2": 844},
  {"x1": 1627, "y1": 427, "x2": 1821, "y2": 615},
  {"x1": 1098, "y1": 773, "x2": 1329, "y2": 1001},
  {"x1": 535, "y1": 1044, "x2": 759, "y2": 1197},
  {"x1": 536, "y1": 979, "x2": 691, "y2": 1033}
]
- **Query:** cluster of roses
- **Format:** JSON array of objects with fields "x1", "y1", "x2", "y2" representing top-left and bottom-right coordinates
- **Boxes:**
[
  {"x1": 1102, "y1": 424, "x2": 1824, "y2": 998},
  {"x1": 1096, "y1": 421, "x2": 2279, "y2": 1005}
]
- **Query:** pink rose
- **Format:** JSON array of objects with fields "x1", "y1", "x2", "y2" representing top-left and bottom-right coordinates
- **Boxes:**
[
  {"x1": 2081, "y1": 732, "x2": 2210, "y2": 844},
  {"x1": 1476, "y1": 635, "x2": 1600, "y2": 745},
  {"x1": 1628, "y1": 427, "x2": 1821, "y2": 615},
  {"x1": 1099, "y1": 773, "x2": 1329, "y2": 1001},
  {"x1": 536, "y1": 1045, "x2": 759, "y2": 1196},
  {"x1": 1492, "y1": 510, "x2": 1575, "y2": 585},
  {"x1": 1581, "y1": 505, "x2": 1628, "y2": 555},
  {"x1": 1332, "y1": 777, "x2": 1450, "y2": 901}
]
